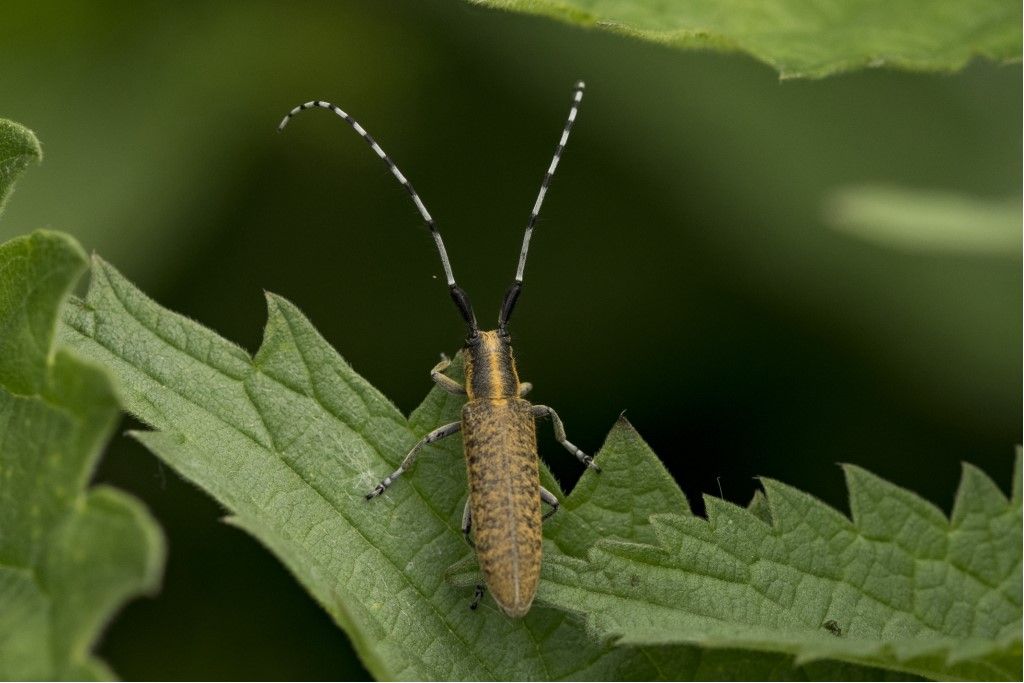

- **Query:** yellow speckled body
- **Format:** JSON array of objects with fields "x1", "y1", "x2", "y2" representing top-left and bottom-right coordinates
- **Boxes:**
[
  {"x1": 462, "y1": 331, "x2": 541, "y2": 617},
  {"x1": 285, "y1": 81, "x2": 592, "y2": 621}
]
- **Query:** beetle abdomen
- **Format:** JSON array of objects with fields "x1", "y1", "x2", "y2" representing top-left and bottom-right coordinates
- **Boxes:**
[{"x1": 462, "y1": 398, "x2": 541, "y2": 618}]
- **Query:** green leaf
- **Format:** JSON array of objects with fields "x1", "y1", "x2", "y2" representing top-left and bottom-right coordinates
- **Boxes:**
[
  {"x1": 533, "y1": 458, "x2": 1023, "y2": 680},
  {"x1": 0, "y1": 231, "x2": 165, "y2": 680},
  {"x1": 61, "y1": 257, "x2": 938, "y2": 680},
  {"x1": 467, "y1": 0, "x2": 1021, "y2": 78},
  {"x1": 0, "y1": 120, "x2": 42, "y2": 217},
  {"x1": 825, "y1": 186, "x2": 1022, "y2": 255},
  {"x1": 58, "y1": 256, "x2": 682, "y2": 679}
]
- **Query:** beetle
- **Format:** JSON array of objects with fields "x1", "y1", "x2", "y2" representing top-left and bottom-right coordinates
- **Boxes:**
[
  {"x1": 278, "y1": 81, "x2": 599, "y2": 618},
  {"x1": 823, "y1": 619, "x2": 844, "y2": 637}
]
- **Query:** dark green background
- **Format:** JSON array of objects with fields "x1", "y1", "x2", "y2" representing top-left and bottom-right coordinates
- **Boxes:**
[{"x1": 3, "y1": 1, "x2": 1020, "y2": 679}]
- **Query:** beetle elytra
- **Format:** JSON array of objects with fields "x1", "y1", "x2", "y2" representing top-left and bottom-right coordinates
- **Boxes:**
[{"x1": 279, "y1": 81, "x2": 598, "y2": 618}]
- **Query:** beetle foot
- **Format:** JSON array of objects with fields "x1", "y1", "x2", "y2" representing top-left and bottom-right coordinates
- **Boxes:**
[{"x1": 470, "y1": 584, "x2": 485, "y2": 611}]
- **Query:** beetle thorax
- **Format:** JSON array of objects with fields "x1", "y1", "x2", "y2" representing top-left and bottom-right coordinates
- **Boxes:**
[{"x1": 464, "y1": 330, "x2": 521, "y2": 400}]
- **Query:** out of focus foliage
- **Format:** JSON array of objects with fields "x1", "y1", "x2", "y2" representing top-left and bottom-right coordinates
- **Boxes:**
[
  {"x1": 0, "y1": 120, "x2": 41, "y2": 214},
  {"x1": 0, "y1": 138, "x2": 164, "y2": 680},
  {"x1": 825, "y1": 186, "x2": 1021, "y2": 254},
  {"x1": 469, "y1": 0, "x2": 1021, "y2": 78}
]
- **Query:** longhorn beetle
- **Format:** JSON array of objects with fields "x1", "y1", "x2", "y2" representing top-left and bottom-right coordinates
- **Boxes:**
[{"x1": 278, "y1": 81, "x2": 598, "y2": 618}]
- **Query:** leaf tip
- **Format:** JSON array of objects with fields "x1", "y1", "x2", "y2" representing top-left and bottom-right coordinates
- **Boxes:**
[
  {"x1": 262, "y1": 290, "x2": 304, "y2": 323},
  {"x1": 72, "y1": 485, "x2": 168, "y2": 633},
  {"x1": 36, "y1": 228, "x2": 89, "y2": 264},
  {"x1": 87, "y1": 252, "x2": 118, "y2": 285},
  {"x1": 746, "y1": 488, "x2": 773, "y2": 525},
  {"x1": 951, "y1": 460, "x2": 1009, "y2": 523},
  {"x1": 0, "y1": 119, "x2": 44, "y2": 212},
  {"x1": 838, "y1": 460, "x2": 869, "y2": 490}
]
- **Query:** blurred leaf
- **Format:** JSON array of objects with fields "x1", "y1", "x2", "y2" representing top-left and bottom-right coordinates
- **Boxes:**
[
  {"x1": 530, "y1": 457, "x2": 1023, "y2": 680},
  {"x1": 0, "y1": 230, "x2": 86, "y2": 396},
  {"x1": 60, "y1": 258, "x2": 919, "y2": 679},
  {"x1": 468, "y1": 0, "x2": 1021, "y2": 78},
  {"x1": 0, "y1": 231, "x2": 165, "y2": 680},
  {"x1": 825, "y1": 186, "x2": 1022, "y2": 255},
  {"x1": 0, "y1": 119, "x2": 41, "y2": 217}
]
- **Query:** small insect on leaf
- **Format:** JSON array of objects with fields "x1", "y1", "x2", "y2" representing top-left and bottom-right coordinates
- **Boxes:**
[
  {"x1": 279, "y1": 81, "x2": 600, "y2": 618},
  {"x1": 822, "y1": 619, "x2": 843, "y2": 637}
]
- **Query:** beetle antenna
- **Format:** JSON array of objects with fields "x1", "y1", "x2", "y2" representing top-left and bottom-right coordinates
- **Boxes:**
[
  {"x1": 499, "y1": 81, "x2": 585, "y2": 331},
  {"x1": 279, "y1": 100, "x2": 478, "y2": 334}
]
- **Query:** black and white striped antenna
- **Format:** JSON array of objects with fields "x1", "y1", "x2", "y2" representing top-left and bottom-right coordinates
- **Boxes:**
[
  {"x1": 499, "y1": 81, "x2": 585, "y2": 331},
  {"x1": 278, "y1": 100, "x2": 478, "y2": 333}
]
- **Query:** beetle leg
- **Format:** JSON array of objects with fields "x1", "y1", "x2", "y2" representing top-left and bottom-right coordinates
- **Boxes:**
[
  {"x1": 470, "y1": 584, "x2": 486, "y2": 611},
  {"x1": 540, "y1": 486, "x2": 559, "y2": 520},
  {"x1": 431, "y1": 353, "x2": 466, "y2": 395},
  {"x1": 462, "y1": 503, "x2": 484, "y2": 610},
  {"x1": 518, "y1": 381, "x2": 533, "y2": 397},
  {"x1": 531, "y1": 405, "x2": 601, "y2": 473},
  {"x1": 365, "y1": 421, "x2": 461, "y2": 499},
  {"x1": 461, "y1": 500, "x2": 475, "y2": 548}
]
